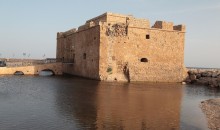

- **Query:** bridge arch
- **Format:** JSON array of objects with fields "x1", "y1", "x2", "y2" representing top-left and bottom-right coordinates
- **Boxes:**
[
  {"x1": 38, "y1": 69, "x2": 55, "y2": 76},
  {"x1": 14, "y1": 71, "x2": 24, "y2": 75}
]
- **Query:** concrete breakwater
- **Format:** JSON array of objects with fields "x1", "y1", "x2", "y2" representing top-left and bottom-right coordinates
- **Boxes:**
[{"x1": 186, "y1": 68, "x2": 220, "y2": 88}]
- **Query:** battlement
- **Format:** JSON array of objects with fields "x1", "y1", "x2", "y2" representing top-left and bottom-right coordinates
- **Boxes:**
[
  {"x1": 85, "y1": 12, "x2": 184, "y2": 31},
  {"x1": 57, "y1": 12, "x2": 185, "y2": 39},
  {"x1": 57, "y1": 28, "x2": 77, "y2": 38},
  {"x1": 152, "y1": 21, "x2": 185, "y2": 32}
]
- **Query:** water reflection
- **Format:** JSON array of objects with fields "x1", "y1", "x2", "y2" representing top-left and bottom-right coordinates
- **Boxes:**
[
  {"x1": 95, "y1": 82, "x2": 182, "y2": 130},
  {"x1": 1, "y1": 76, "x2": 220, "y2": 130},
  {"x1": 55, "y1": 80, "x2": 183, "y2": 130},
  {"x1": 39, "y1": 70, "x2": 54, "y2": 76}
]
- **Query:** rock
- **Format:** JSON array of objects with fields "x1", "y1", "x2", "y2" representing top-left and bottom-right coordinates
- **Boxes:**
[
  {"x1": 196, "y1": 73, "x2": 201, "y2": 79},
  {"x1": 182, "y1": 82, "x2": 186, "y2": 85},
  {"x1": 187, "y1": 69, "x2": 220, "y2": 87},
  {"x1": 201, "y1": 71, "x2": 213, "y2": 77},
  {"x1": 188, "y1": 70, "x2": 195, "y2": 75},
  {"x1": 185, "y1": 78, "x2": 191, "y2": 83},
  {"x1": 209, "y1": 79, "x2": 219, "y2": 88},
  {"x1": 212, "y1": 72, "x2": 219, "y2": 78},
  {"x1": 196, "y1": 79, "x2": 209, "y2": 86},
  {"x1": 189, "y1": 74, "x2": 196, "y2": 81}
]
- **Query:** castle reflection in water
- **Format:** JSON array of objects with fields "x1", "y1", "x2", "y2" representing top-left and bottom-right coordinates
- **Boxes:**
[{"x1": 55, "y1": 80, "x2": 183, "y2": 130}]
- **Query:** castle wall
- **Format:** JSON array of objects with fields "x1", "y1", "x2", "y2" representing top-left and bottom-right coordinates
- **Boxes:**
[
  {"x1": 57, "y1": 26, "x2": 100, "y2": 79},
  {"x1": 99, "y1": 17, "x2": 186, "y2": 82}
]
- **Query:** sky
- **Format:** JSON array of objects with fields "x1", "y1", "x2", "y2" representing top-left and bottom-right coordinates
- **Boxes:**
[{"x1": 0, "y1": 0, "x2": 220, "y2": 68}]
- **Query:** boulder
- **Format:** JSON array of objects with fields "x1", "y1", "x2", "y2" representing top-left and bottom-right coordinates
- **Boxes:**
[
  {"x1": 212, "y1": 72, "x2": 219, "y2": 78},
  {"x1": 189, "y1": 74, "x2": 196, "y2": 81},
  {"x1": 196, "y1": 79, "x2": 209, "y2": 86},
  {"x1": 196, "y1": 73, "x2": 201, "y2": 79},
  {"x1": 185, "y1": 78, "x2": 191, "y2": 83},
  {"x1": 209, "y1": 79, "x2": 219, "y2": 88},
  {"x1": 201, "y1": 71, "x2": 212, "y2": 77},
  {"x1": 188, "y1": 70, "x2": 196, "y2": 75}
]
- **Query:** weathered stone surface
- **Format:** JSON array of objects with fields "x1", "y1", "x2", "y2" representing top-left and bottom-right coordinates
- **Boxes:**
[
  {"x1": 201, "y1": 98, "x2": 220, "y2": 130},
  {"x1": 106, "y1": 23, "x2": 127, "y2": 37}
]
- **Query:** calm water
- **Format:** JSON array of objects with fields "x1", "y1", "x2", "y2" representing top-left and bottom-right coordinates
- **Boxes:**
[{"x1": 0, "y1": 75, "x2": 220, "y2": 130}]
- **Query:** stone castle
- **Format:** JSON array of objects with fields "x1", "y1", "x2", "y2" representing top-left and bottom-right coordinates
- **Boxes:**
[{"x1": 56, "y1": 12, "x2": 187, "y2": 82}]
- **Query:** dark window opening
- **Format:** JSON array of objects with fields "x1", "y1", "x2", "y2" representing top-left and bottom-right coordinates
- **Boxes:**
[
  {"x1": 94, "y1": 37, "x2": 96, "y2": 40},
  {"x1": 140, "y1": 58, "x2": 148, "y2": 62},
  {"x1": 146, "y1": 34, "x2": 150, "y2": 39},
  {"x1": 83, "y1": 53, "x2": 86, "y2": 59}
]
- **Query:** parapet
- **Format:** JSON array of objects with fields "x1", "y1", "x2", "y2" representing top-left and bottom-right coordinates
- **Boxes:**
[
  {"x1": 127, "y1": 17, "x2": 150, "y2": 28},
  {"x1": 173, "y1": 25, "x2": 186, "y2": 32},
  {"x1": 86, "y1": 12, "x2": 131, "y2": 24},
  {"x1": 57, "y1": 13, "x2": 185, "y2": 38},
  {"x1": 152, "y1": 21, "x2": 185, "y2": 32},
  {"x1": 57, "y1": 28, "x2": 77, "y2": 38},
  {"x1": 78, "y1": 21, "x2": 96, "y2": 31}
]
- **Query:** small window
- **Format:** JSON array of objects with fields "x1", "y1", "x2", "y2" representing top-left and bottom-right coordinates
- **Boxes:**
[
  {"x1": 146, "y1": 34, "x2": 150, "y2": 39},
  {"x1": 83, "y1": 53, "x2": 86, "y2": 59},
  {"x1": 140, "y1": 58, "x2": 148, "y2": 62}
]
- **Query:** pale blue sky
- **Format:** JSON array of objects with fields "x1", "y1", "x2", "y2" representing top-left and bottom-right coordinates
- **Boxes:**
[{"x1": 0, "y1": 0, "x2": 220, "y2": 68}]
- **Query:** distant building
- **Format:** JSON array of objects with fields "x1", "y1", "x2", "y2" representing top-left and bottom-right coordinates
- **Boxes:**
[{"x1": 56, "y1": 12, "x2": 187, "y2": 82}]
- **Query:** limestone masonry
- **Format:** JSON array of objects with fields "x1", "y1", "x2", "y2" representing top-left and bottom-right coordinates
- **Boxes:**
[{"x1": 56, "y1": 12, "x2": 187, "y2": 82}]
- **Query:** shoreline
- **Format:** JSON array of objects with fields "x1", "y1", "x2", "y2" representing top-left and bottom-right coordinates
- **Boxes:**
[{"x1": 200, "y1": 98, "x2": 220, "y2": 130}]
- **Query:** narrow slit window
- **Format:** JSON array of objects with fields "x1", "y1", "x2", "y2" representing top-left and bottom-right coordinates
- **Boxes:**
[{"x1": 83, "y1": 53, "x2": 86, "y2": 59}]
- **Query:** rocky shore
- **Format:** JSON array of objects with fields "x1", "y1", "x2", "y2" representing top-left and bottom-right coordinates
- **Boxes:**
[
  {"x1": 200, "y1": 98, "x2": 220, "y2": 130},
  {"x1": 185, "y1": 68, "x2": 220, "y2": 88}
]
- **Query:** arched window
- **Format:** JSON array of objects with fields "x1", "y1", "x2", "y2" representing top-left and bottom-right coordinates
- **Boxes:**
[{"x1": 140, "y1": 58, "x2": 148, "y2": 62}]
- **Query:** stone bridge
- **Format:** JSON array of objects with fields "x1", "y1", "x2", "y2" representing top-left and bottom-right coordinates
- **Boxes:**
[{"x1": 0, "y1": 62, "x2": 62, "y2": 75}]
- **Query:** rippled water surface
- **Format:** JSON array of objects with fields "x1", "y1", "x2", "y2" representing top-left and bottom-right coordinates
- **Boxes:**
[{"x1": 0, "y1": 75, "x2": 220, "y2": 130}]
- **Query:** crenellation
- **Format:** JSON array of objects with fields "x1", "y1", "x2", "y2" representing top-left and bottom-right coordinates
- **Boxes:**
[
  {"x1": 173, "y1": 25, "x2": 186, "y2": 32},
  {"x1": 152, "y1": 21, "x2": 174, "y2": 30},
  {"x1": 57, "y1": 28, "x2": 77, "y2": 38},
  {"x1": 57, "y1": 32, "x2": 64, "y2": 38}
]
